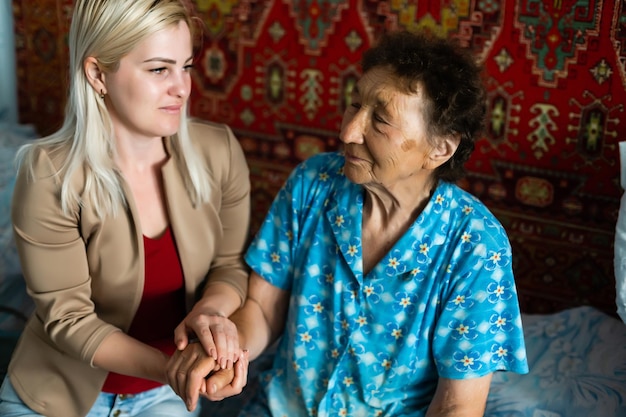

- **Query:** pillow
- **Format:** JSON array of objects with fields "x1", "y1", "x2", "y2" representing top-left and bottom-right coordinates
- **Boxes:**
[
  {"x1": 0, "y1": 123, "x2": 37, "y2": 331},
  {"x1": 0, "y1": 123, "x2": 36, "y2": 279},
  {"x1": 615, "y1": 141, "x2": 626, "y2": 324}
]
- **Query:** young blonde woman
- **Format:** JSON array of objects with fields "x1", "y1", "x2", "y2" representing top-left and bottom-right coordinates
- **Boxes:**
[{"x1": 0, "y1": 1, "x2": 250, "y2": 416}]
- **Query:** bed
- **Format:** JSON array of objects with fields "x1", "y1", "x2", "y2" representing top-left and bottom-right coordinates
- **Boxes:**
[
  {"x1": 0, "y1": 122, "x2": 37, "y2": 379},
  {"x1": 1, "y1": 126, "x2": 625, "y2": 416},
  {"x1": 485, "y1": 306, "x2": 626, "y2": 416}
]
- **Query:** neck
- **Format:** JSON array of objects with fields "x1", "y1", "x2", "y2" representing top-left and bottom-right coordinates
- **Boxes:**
[
  {"x1": 115, "y1": 136, "x2": 169, "y2": 174},
  {"x1": 362, "y1": 176, "x2": 437, "y2": 224}
]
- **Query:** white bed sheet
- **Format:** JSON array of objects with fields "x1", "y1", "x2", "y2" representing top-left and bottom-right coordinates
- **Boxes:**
[{"x1": 485, "y1": 306, "x2": 626, "y2": 417}]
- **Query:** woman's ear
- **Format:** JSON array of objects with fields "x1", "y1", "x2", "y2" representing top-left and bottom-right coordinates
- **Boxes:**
[
  {"x1": 424, "y1": 133, "x2": 461, "y2": 170},
  {"x1": 84, "y1": 57, "x2": 107, "y2": 95}
]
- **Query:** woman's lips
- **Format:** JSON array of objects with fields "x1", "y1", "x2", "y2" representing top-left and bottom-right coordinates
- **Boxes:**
[
  {"x1": 161, "y1": 105, "x2": 182, "y2": 114},
  {"x1": 345, "y1": 152, "x2": 367, "y2": 163}
]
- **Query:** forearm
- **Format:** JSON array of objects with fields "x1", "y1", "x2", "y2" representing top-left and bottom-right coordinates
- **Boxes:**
[
  {"x1": 425, "y1": 404, "x2": 486, "y2": 417},
  {"x1": 426, "y1": 376, "x2": 492, "y2": 417},
  {"x1": 229, "y1": 298, "x2": 277, "y2": 361},
  {"x1": 198, "y1": 281, "x2": 243, "y2": 317},
  {"x1": 93, "y1": 331, "x2": 169, "y2": 383}
]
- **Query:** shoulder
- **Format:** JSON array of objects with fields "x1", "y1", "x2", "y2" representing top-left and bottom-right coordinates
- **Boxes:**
[
  {"x1": 441, "y1": 183, "x2": 512, "y2": 254},
  {"x1": 16, "y1": 142, "x2": 85, "y2": 201},
  {"x1": 19, "y1": 142, "x2": 70, "y2": 179},
  {"x1": 291, "y1": 152, "x2": 345, "y2": 183},
  {"x1": 302, "y1": 151, "x2": 344, "y2": 171},
  {"x1": 273, "y1": 152, "x2": 348, "y2": 213},
  {"x1": 186, "y1": 118, "x2": 248, "y2": 174},
  {"x1": 431, "y1": 182, "x2": 510, "y2": 243},
  {"x1": 438, "y1": 182, "x2": 499, "y2": 220},
  {"x1": 281, "y1": 152, "x2": 346, "y2": 196},
  {"x1": 187, "y1": 118, "x2": 238, "y2": 152}
]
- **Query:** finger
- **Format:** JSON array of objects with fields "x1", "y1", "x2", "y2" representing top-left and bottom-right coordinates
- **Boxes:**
[
  {"x1": 228, "y1": 327, "x2": 240, "y2": 367},
  {"x1": 184, "y1": 366, "x2": 205, "y2": 412},
  {"x1": 173, "y1": 321, "x2": 189, "y2": 350},
  {"x1": 204, "y1": 367, "x2": 235, "y2": 401},
  {"x1": 212, "y1": 319, "x2": 239, "y2": 369},
  {"x1": 195, "y1": 320, "x2": 218, "y2": 360},
  {"x1": 204, "y1": 350, "x2": 248, "y2": 401},
  {"x1": 186, "y1": 358, "x2": 220, "y2": 411},
  {"x1": 230, "y1": 350, "x2": 249, "y2": 390},
  {"x1": 167, "y1": 350, "x2": 187, "y2": 397},
  {"x1": 168, "y1": 350, "x2": 198, "y2": 400},
  {"x1": 223, "y1": 326, "x2": 238, "y2": 369},
  {"x1": 209, "y1": 321, "x2": 232, "y2": 369},
  {"x1": 177, "y1": 345, "x2": 218, "y2": 411},
  {"x1": 173, "y1": 348, "x2": 205, "y2": 410}
]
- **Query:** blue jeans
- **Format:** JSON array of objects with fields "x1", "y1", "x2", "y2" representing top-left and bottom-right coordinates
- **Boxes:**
[{"x1": 0, "y1": 376, "x2": 201, "y2": 417}]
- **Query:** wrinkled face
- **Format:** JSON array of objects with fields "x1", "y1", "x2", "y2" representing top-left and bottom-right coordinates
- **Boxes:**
[
  {"x1": 103, "y1": 21, "x2": 193, "y2": 142},
  {"x1": 339, "y1": 66, "x2": 440, "y2": 190}
]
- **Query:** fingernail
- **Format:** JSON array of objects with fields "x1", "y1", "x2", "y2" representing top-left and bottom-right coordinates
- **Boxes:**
[{"x1": 211, "y1": 384, "x2": 217, "y2": 394}]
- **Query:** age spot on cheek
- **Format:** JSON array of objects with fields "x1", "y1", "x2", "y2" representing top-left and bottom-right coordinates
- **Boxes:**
[{"x1": 401, "y1": 140, "x2": 416, "y2": 152}]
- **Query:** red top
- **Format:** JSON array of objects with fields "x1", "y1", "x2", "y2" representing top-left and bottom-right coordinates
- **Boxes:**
[{"x1": 102, "y1": 226, "x2": 186, "y2": 394}]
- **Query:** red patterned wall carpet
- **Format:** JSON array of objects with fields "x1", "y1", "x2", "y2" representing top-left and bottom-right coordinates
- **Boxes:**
[{"x1": 13, "y1": 0, "x2": 626, "y2": 316}]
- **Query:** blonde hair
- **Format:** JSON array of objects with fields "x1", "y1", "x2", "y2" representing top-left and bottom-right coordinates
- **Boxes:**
[{"x1": 16, "y1": 0, "x2": 211, "y2": 218}]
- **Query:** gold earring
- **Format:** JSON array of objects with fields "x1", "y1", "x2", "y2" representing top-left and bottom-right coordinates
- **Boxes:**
[{"x1": 100, "y1": 89, "x2": 105, "y2": 100}]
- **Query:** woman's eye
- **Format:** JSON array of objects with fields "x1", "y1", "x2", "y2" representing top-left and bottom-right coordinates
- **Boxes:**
[
  {"x1": 373, "y1": 113, "x2": 386, "y2": 124},
  {"x1": 150, "y1": 67, "x2": 167, "y2": 74},
  {"x1": 183, "y1": 64, "x2": 194, "y2": 72}
]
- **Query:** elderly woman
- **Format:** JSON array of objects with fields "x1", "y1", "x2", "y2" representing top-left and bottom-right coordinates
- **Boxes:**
[{"x1": 171, "y1": 30, "x2": 529, "y2": 416}]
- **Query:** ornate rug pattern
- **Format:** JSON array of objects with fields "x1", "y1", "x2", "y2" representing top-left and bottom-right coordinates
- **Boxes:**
[{"x1": 12, "y1": 0, "x2": 626, "y2": 315}]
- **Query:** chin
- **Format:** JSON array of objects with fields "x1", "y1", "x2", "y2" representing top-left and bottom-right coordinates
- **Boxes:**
[
  {"x1": 157, "y1": 125, "x2": 181, "y2": 138},
  {"x1": 343, "y1": 167, "x2": 366, "y2": 185}
]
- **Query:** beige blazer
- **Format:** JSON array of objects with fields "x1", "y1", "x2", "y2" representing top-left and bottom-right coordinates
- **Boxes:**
[{"x1": 7, "y1": 119, "x2": 251, "y2": 417}]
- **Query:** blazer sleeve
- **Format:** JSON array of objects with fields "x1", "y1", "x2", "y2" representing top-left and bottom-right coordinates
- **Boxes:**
[
  {"x1": 11, "y1": 148, "x2": 120, "y2": 364},
  {"x1": 199, "y1": 123, "x2": 251, "y2": 305}
]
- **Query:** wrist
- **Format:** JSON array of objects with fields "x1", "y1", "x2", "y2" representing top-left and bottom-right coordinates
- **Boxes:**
[
  {"x1": 202, "y1": 281, "x2": 243, "y2": 311},
  {"x1": 153, "y1": 350, "x2": 170, "y2": 384},
  {"x1": 194, "y1": 296, "x2": 229, "y2": 318}
]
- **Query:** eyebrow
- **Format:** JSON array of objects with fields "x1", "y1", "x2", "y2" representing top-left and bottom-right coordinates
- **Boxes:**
[
  {"x1": 143, "y1": 56, "x2": 194, "y2": 64},
  {"x1": 354, "y1": 85, "x2": 391, "y2": 116}
]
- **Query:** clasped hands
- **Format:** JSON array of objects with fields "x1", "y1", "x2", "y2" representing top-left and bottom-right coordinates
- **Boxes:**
[{"x1": 167, "y1": 311, "x2": 249, "y2": 412}]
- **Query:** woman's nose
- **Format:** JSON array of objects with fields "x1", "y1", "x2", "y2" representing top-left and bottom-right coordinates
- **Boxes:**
[
  {"x1": 339, "y1": 112, "x2": 366, "y2": 144},
  {"x1": 170, "y1": 71, "x2": 191, "y2": 98}
]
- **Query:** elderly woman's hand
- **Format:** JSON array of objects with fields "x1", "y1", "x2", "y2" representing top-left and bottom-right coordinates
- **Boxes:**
[
  {"x1": 174, "y1": 298, "x2": 240, "y2": 369},
  {"x1": 203, "y1": 349, "x2": 249, "y2": 401},
  {"x1": 167, "y1": 343, "x2": 249, "y2": 412}
]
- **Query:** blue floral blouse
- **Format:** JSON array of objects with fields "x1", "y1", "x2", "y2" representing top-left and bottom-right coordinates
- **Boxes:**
[{"x1": 242, "y1": 152, "x2": 528, "y2": 417}]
